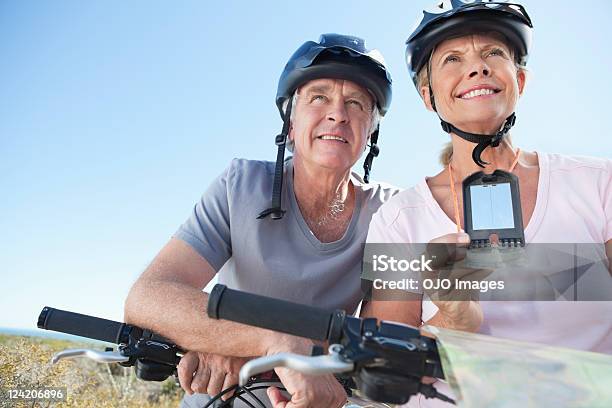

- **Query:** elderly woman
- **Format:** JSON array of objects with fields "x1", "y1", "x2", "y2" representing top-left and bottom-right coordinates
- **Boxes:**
[{"x1": 363, "y1": 1, "x2": 611, "y2": 404}]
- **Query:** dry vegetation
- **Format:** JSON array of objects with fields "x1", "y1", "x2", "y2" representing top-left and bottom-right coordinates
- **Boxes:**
[{"x1": 0, "y1": 334, "x2": 184, "y2": 408}]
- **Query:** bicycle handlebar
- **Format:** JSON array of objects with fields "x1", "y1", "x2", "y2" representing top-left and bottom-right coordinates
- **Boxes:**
[
  {"x1": 38, "y1": 306, "x2": 128, "y2": 344},
  {"x1": 208, "y1": 284, "x2": 347, "y2": 342},
  {"x1": 238, "y1": 346, "x2": 354, "y2": 386},
  {"x1": 38, "y1": 306, "x2": 182, "y2": 382},
  {"x1": 207, "y1": 284, "x2": 452, "y2": 404},
  {"x1": 38, "y1": 285, "x2": 452, "y2": 405}
]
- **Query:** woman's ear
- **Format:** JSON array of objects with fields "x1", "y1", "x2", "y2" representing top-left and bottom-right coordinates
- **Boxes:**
[
  {"x1": 517, "y1": 69, "x2": 527, "y2": 96},
  {"x1": 420, "y1": 85, "x2": 435, "y2": 112}
]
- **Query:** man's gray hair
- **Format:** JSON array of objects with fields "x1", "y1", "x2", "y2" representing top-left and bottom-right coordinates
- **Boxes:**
[{"x1": 281, "y1": 90, "x2": 381, "y2": 153}]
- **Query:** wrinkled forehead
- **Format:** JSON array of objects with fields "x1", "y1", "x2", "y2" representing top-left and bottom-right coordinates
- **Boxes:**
[
  {"x1": 434, "y1": 32, "x2": 513, "y2": 55},
  {"x1": 298, "y1": 78, "x2": 374, "y2": 101}
]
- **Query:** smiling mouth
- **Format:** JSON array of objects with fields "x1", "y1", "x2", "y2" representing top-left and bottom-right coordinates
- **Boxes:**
[
  {"x1": 317, "y1": 135, "x2": 348, "y2": 143},
  {"x1": 458, "y1": 88, "x2": 501, "y2": 99}
]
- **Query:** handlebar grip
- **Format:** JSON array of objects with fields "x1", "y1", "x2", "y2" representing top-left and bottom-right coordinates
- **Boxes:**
[
  {"x1": 208, "y1": 284, "x2": 344, "y2": 342},
  {"x1": 38, "y1": 306, "x2": 126, "y2": 344}
]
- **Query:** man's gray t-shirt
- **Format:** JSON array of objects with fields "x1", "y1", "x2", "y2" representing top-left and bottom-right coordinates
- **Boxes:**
[{"x1": 175, "y1": 157, "x2": 399, "y2": 314}]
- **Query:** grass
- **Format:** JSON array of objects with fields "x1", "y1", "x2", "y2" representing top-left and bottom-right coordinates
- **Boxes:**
[{"x1": 0, "y1": 334, "x2": 184, "y2": 407}]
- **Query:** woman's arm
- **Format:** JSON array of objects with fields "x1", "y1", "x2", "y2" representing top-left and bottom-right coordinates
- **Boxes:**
[
  {"x1": 360, "y1": 291, "x2": 422, "y2": 327},
  {"x1": 361, "y1": 293, "x2": 482, "y2": 332},
  {"x1": 362, "y1": 233, "x2": 483, "y2": 332}
]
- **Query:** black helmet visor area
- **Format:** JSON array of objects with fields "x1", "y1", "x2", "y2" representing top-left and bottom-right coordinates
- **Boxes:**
[
  {"x1": 278, "y1": 58, "x2": 391, "y2": 116},
  {"x1": 290, "y1": 34, "x2": 389, "y2": 76},
  {"x1": 276, "y1": 36, "x2": 392, "y2": 119}
]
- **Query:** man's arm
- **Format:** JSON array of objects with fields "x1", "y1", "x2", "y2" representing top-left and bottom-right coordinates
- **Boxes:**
[
  {"x1": 126, "y1": 237, "x2": 348, "y2": 407},
  {"x1": 124, "y1": 237, "x2": 304, "y2": 357}
]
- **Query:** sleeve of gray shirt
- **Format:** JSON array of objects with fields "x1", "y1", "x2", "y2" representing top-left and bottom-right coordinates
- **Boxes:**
[{"x1": 174, "y1": 161, "x2": 233, "y2": 271}]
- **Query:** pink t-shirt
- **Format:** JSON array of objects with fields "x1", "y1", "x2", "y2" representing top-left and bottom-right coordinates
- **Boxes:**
[{"x1": 367, "y1": 153, "x2": 612, "y2": 407}]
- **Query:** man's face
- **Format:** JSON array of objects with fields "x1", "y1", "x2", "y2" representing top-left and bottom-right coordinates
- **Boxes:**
[{"x1": 289, "y1": 78, "x2": 374, "y2": 173}]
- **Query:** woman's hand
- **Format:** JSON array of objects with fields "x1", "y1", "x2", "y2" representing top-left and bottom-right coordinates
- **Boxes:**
[
  {"x1": 177, "y1": 351, "x2": 251, "y2": 399},
  {"x1": 423, "y1": 233, "x2": 487, "y2": 332}
]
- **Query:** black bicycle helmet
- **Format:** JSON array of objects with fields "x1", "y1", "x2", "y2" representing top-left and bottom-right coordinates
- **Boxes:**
[
  {"x1": 276, "y1": 34, "x2": 392, "y2": 118},
  {"x1": 405, "y1": 1, "x2": 533, "y2": 167},
  {"x1": 406, "y1": 0, "x2": 533, "y2": 88},
  {"x1": 259, "y1": 34, "x2": 393, "y2": 220}
]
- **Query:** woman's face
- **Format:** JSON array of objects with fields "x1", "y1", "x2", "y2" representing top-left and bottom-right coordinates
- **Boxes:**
[{"x1": 422, "y1": 33, "x2": 526, "y2": 134}]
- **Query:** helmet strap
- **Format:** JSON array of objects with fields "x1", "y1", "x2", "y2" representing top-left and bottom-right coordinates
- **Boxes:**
[
  {"x1": 426, "y1": 57, "x2": 437, "y2": 112},
  {"x1": 363, "y1": 125, "x2": 380, "y2": 183},
  {"x1": 440, "y1": 113, "x2": 517, "y2": 168},
  {"x1": 257, "y1": 97, "x2": 294, "y2": 220}
]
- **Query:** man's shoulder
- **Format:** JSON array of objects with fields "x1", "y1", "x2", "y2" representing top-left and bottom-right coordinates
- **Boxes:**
[
  {"x1": 226, "y1": 158, "x2": 276, "y2": 178},
  {"x1": 218, "y1": 159, "x2": 278, "y2": 206},
  {"x1": 223, "y1": 158, "x2": 280, "y2": 189}
]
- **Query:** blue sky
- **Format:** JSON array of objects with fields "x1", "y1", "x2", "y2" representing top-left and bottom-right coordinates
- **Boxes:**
[{"x1": 1, "y1": 1, "x2": 610, "y2": 330}]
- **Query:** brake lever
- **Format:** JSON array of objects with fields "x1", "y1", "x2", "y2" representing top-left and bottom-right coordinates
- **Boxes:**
[
  {"x1": 51, "y1": 348, "x2": 129, "y2": 364},
  {"x1": 239, "y1": 345, "x2": 354, "y2": 386}
]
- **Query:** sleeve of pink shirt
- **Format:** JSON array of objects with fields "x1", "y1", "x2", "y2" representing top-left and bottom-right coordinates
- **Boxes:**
[{"x1": 366, "y1": 201, "x2": 405, "y2": 244}]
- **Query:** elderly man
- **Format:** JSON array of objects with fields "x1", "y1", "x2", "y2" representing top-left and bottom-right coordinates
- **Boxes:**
[{"x1": 124, "y1": 33, "x2": 398, "y2": 408}]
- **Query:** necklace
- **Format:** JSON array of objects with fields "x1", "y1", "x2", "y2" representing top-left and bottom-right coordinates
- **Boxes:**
[
  {"x1": 314, "y1": 193, "x2": 347, "y2": 227},
  {"x1": 447, "y1": 148, "x2": 521, "y2": 232},
  {"x1": 314, "y1": 191, "x2": 349, "y2": 227}
]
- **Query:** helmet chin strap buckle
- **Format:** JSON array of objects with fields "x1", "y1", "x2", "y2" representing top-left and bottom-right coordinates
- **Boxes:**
[
  {"x1": 369, "y1": 143, "x2": 380, "y2": 157},
  {"x1": 257, "y1": 207, "x2": 286, "y2": 220},
  {"x1": 490, "y1": 133, "x2": 503, "y2": 148},
  {"x1": 275, "y1": 133, "x2": 287, "y2": 146},
  {"x1": 363, "y1": 128, "x2": 380, "y2": 183},
  {"x1": 440, "y1": 113, "x2": 517, "y2": 168},
  {"x1": 440, "y1": 120, "x2": 452, "y2": 134}
]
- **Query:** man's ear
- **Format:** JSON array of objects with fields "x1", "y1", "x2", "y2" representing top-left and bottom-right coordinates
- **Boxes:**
[
  {"x1": 284, "y1": 119, "x2": 293, "y2": 143},
  {"x1": 517, "y1": 69, "x2": 527, "y2": 96},
  {"x1": 420, "y1": 85, "x2": 435, "y2": 112}
]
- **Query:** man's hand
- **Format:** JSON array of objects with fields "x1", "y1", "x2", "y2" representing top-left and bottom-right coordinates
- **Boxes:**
[
  {"x1": 264, "y1": 334, "x2": 347, "y2": 408},
  {"x1": 177, "y1": 351, "x2": 250, "y2": 400},
  {"x1": 267, "y1": 370, "x2": 346, "y2": 408}
]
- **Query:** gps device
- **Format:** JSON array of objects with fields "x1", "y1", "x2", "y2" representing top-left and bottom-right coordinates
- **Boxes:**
[{"x1": 462, "y1": 170, "x2": 524, "y2": 248}]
